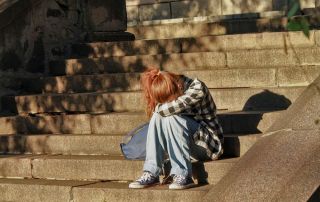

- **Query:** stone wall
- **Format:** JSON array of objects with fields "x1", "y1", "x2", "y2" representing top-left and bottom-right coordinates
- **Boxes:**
[
  {"x1": 0, "y1": 0, "x2": 127, "y2": 113},
  {"x1": 126, "y1": 0, "x2": 319, "y2": 24}
]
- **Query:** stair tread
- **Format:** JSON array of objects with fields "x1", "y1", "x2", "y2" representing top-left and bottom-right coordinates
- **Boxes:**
[
  {"x1": 14, "y1": 86, "x2": 305, "y2": 97},
  {"x1": 1, "y1": 153, "x2": 239, "y2": 162},
  {"x1": 0, "y1": 178, "x2": 212, "y2": 190}
]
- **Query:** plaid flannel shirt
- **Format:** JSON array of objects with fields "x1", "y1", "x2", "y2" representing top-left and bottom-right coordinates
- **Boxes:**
[{"x1": 155, "y1": 76, "x2": 224, "y2": 160}]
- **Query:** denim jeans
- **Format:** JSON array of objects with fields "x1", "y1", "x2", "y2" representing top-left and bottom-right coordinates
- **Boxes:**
[{"x1": 143, "y1": 112, "x2": 209, "y2": 177}]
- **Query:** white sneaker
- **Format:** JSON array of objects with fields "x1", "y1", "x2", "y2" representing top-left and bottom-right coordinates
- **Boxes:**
[
  {"x1": 169, "y1": 175, "x2": 195, "y2": 190},
  {"x1": 129, "y1": 171, "x2": 160, "y2": 189}
]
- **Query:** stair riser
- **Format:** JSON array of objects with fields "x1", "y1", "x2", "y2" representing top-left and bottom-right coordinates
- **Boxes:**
[
  {"x1": 0, "y1": 135, "x2": 258, "y2": 157},
  {"x1": 127, "y1": 18, "x2": 288, "y2": 40},
  {"x1": 0, "y1": 157, "x2": 235, "y2": 184},
  {"x1": 48, "y1": 48, "x2": 320, "y2": 76},
  {"x1": 0, "y1": 111, "x2": 282, "y2": 135},
  {"x1": 72, "y1": 186, "x2": 207, "y2": 202},
  {"x1": 0, "y1": 180, "x2": 208, "y2": 202},
  {"x1": 22, "y1": 66, "x2": 320, "y2": 94},
  {"x1": 69, "y1": 31, "x2": 318, "y2": 58},
  {"x1": 8, "y1": 87, "x2": 304, "y2": 114}
]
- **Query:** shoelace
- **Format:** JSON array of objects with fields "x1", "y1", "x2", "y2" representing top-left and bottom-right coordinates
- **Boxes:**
[
  {"x1": 137, "y1": 172, "x2": 153, "y2": 183},
  {"x1": 173, "y1": 175, "x2": 186, "y2": 184}
]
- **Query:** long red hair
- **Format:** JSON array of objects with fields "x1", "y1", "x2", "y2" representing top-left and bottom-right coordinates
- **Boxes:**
[{"x1": 141, "y1": 67, "x2": 183, "y2": 117}]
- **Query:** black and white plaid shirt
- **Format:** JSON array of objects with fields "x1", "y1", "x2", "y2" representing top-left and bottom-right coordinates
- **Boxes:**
[{"x1": 155, "y1": 76, "x2": 224, "y2": 160}]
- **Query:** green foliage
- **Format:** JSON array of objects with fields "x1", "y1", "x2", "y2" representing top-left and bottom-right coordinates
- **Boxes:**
[{"x1": 286, "y1": 0, "x2": 310, "y2": 38}]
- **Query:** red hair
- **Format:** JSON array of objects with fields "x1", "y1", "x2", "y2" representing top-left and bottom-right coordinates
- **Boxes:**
[{"x1": 141, "y1": 67, "x2": 183, "y2": 117}]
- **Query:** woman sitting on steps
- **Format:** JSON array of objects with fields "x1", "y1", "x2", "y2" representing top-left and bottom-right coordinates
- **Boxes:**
[{"x1": 129, "y1": 67, "x2": 224, "y2": 190}]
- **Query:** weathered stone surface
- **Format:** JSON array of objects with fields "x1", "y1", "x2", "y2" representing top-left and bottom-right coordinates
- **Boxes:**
[
  {"x1": 73, "y1": 181, "x2": 209, "y2": 202},
  {"x1": 222, "y1": 0, "x2": 272, "y2": 15},
  {"x1": 223, "y1": 134, "x2": 261, "y2": 157},
  {"x1": 0, "y1": 134, "x2": 259, "y2": 157},
  {"x1": 0, "y1": 178, "x2": 94, "y2": 202},
  {"x1": 127, "y1": 5, "x2": 139, "y2": 23},
  {"x1": 316, "y1": 30, "x2": 320, "y2": 46},
  {"x1": 127, "y1": 20, "x2": 227, "y2": 40},
  {"x1": 27, "y1": 68, "x2": 279, "y2": 94},
  {"x1": 86, "y1": 0, "x2": 127, "y2": 31},
  {"x1": 139, "y1": 3, "x2": 171, "y2": 21},
  {"x1": 49, "y1": 52, "x2": 227, "y2": 76},
  {"x1": 277, "y1": 66, "x2": 320, "y2": 87},
  {"x1": 70, "y1": 38, "x2": 182, "y2": 58},
  {"x1": 227, "y1": 48, "x2": 320, "y2": 68},
  {"x1": 299, "y1": 0, "x2": 316, "y2": 9},
  {"x1": 23, "y1": 114, "x2": 91, "y2": 134},
  {"x1": 0, "y1": 154, "x2": 32, "y2": 178},
  {"x1": 272, "y1": 147, "x2": 320, "y2": 201},
  {"x1": 0, "y1": 135, "x2": 123, "y2": 155},
  {"x1": 205, "y1": 129, "x2": 320, "y2": 201},
  {"x1": 12, "y1": 86, "x2": 303, "y2": 114},
  {"x1": 171, "y1": 0, "x2": 221, "y2": 18},
  {"x1": 203, "y1": 75, "x2": 320, "y2": 201},
  {"x1": 0, "y1": 116, "x2": 26, "y2": 134},
  {"x1": 66, "y1": 31, "x2": 319, "y2": 58},
  {"x1": 260, "y1": 30, "x2": 316, "y2": 49},
  {"x1": 30, "y1": 154, "x2": 237, "y2": 184},
  {"x1": 0, "y1": 110, "x2": 282, "y2": 135},
  {"x1": 268, "y1": 76, "x2": 320, "y2": 131},
  {"x1": 91, "y1": 112, "x2": 148, "y2": 134}
]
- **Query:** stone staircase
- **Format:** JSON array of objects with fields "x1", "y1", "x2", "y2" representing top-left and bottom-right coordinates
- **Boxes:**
[{"x1": 0, "y1": 17, "x2": 320, "y2": 201}]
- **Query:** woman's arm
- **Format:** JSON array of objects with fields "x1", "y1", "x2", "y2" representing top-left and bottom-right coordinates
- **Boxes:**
[{"x1": 155, "y1": 78, "x2": 204, "y2": 116}]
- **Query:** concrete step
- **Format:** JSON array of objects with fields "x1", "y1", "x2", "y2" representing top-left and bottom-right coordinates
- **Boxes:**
[
  {"x1": 48, "y1": 47, "x2": 320, "y2": 76},
  {"x1": 127, "y1": 16, "x2": 291, "y2": 40},
  {"x1": 0, "y1": 154, "x2": 238, "y2": 184},
  {"x1": 6, "y1": 87, "x2": 304, "y2": 114},
  {"x1": 0, "y1": 133, "x2": 261, "y2": 157},
  {"x1": 69, "y1": 30, "x2": 319, "y2": 58},
  {"x1": 0, "y1": 178, "x2": 211, "y2": 202},
  {"x1": 21, "y1": 67, "x2": 320, "y2": 94},
  {"x1": 0, "y1": 110, "x2": 282, "y2": 135}
]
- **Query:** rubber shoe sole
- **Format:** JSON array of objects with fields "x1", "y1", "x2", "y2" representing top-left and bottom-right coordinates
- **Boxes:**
[
  {"x1": 169, "y1": 182, "x2": 196, "y2": 190},
  {"x1": 129, "y1": 181, "x2": 160, "y2": 189}
]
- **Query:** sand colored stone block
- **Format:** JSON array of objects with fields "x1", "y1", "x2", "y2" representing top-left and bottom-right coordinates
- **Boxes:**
[
  {"x1": 0, "y1": 155, "x2": 32, "y2": 178},
  {"x1": 269, "y1": 76, "x2": 320, "y2": 131},
  {"x1": 31, "y1": 135, "x2": 122, "y2": 155},
  {"x1": 171, "y1": 0, "x2": 221, "y2": 18},
  {"x1": 227, "y1": 48, "x2": 320, "y2": 68},
  {"x1": 0, "y1": 178, "x2": 94, "y2": 202},
  {"x1": 127, "y1": 5, "x2": 139, "y2": 22},
  {"x1": 72, "y1": 181, "x2": 209, "y2": 202},
  {"x1": 31, "y1": 155, "x2": 144, "y2": 181},
  {"x1": 23, "y1": 114, "x2": 91, "y2": 134},
  {"x1": 260, "y1": 31, "x2": 316, "y2": 49},
  {"x1": 299, "y1": 0, "x2": 315, "y2": 8},
  {"x1": 316, "y1": 30, "x2": 320, "y2": 46},
  {"x1": 0, "y1": 134, "x2": 259, "y2": 157},
  {"x1": 0, "y1": 116, "x2": 26, "y2": 134},
  {"x1": 91, "y1": 112, "x2": 148, "y2": 134},
  {"x1": 204, "y1": 129, "x2": 320, "y2": 201},
  {"x1": 139, "y1": 3, "x2": 171, "y2": 21},
  {"x1": 30, "y1": 68, "x2": 278, "y2": 94},
  {"x1": 127, "y1": 21, "x2": 228, "y2": 40},
  {"x1": 277, "y1": 66, "x2": 320, "y2": 87},
  {"x1": 50, "y1": 52, "x2": 227, "y2": 76},
  {"x1": 86, "y1": 0, "x2": 127, "y2": 31},
  {"x1": 12, "y1": 86, "x2": 303, "y2": 114},
  {"x1": 222, "y1": 0, "x2": 272, "y2": 15}
]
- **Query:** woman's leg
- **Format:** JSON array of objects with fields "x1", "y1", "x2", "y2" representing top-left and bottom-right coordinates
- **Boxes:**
[{"x1": 143, "y1": 112, "x2": 167, "y2": 176}]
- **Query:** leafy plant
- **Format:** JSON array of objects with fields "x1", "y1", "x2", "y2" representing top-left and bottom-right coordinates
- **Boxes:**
[{"x1": 286, "y1": 0, "x2": 310, "y2": 38}]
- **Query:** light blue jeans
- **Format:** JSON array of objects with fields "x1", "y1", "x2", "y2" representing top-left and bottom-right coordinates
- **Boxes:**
[{"x1": 143, "y1": 112, "x2": 209, "y2": 177}]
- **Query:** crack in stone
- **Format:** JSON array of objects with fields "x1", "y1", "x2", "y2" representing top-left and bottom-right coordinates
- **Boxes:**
[{"x1": 68, "y1": 181, "x2": 101, "y2": 202}]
